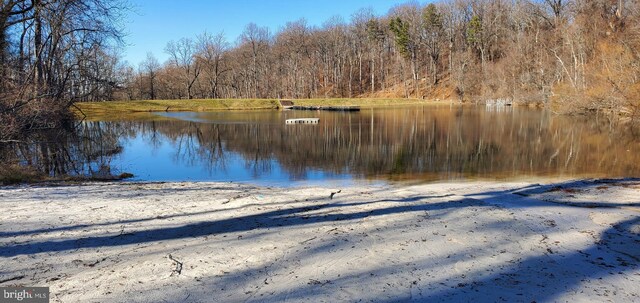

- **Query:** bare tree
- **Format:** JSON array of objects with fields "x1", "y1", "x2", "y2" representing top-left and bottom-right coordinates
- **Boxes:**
[
  {"x1": 423, "y1": 3, "x2": 444, "y2": 85},
  {"x1": 197, "y1": 31, "x2": 230, "y2": 99},
  {"x1": 239, "y1": 23, "x2": 270, "y2": 98},
  {"x1": 139, "y1": 52, "x2": 160, "y2": 100},
  {"x1": 165, "y1": 38, "x2": 201, "y2": 99},
  {"x1": 1, "y1": 0, "x2": 127, "y2": 139}
]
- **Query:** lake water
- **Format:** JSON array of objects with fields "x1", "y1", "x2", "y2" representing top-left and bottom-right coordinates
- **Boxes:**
[{"x1": 4, "y1": 105, "x2": 640, "y2": 185}]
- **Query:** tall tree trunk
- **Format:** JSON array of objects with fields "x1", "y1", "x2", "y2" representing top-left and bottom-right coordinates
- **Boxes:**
[
  {"x1": 348, "y1": 60, "x2": 353, "y2": 98},
  {"x1": 371, "y1": 58, "x2": 375, "y2": 94},
  {"x1": 358, "y1": 53, "x2": 362, "y2": 94},
  {"x1": 0, "y1": 25, "x2": 6, "y2": 91},
  {"x1": 149, "y1": 74, "x2": 155, "y2": 100},
  {"x1": 34, "y1": 0, "x2": 44, "y2": 94},
  {"x1": 411, "y1": 52, "x2": 419, "y2": 98}
]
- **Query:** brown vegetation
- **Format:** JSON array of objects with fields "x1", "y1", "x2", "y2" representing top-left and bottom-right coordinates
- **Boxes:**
[
  {"x1": 119, "y1": 0, "x2": 640, "y2": 120},
  {"x1": 2, "y1": 1, "x2": 640, "y2": 140},
  {"x1": 0, "y1": 0, "x2": 126, "y2": 140},
  {"x1": 0, "y1": 164, "x2": 44, "y2": 184}
]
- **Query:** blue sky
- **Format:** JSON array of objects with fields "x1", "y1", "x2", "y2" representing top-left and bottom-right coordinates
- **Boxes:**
[{"x1": 122, "y1": 0, "x2": 428, "y2": 66}]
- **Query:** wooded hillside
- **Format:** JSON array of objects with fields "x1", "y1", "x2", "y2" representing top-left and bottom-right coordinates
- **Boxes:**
[{"x1": 123, "y1": 0, "x2": 639, "y2": 116}]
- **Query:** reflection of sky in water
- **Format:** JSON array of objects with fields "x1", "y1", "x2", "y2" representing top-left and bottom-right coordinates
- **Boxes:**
[
  {"x1": 25, "y1": 105, "x2": 634, "y2": 185},
  {"x1": 110, "y1": 130, "x2": 362, "y2": 187},
  {"x1": 157, "y1": 112, "x2": 258, "y2": 124}
]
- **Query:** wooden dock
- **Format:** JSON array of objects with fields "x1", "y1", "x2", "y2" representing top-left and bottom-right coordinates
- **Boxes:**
[
  {"x1": 278, "y1": 99, "x2": 294, "y2": 110},
  {"x1": 285, "y1": 118, "x2": 320, "y2": 124},
  {"x1": 278, "y1": 99, "x2": 360, "y2": 112}
]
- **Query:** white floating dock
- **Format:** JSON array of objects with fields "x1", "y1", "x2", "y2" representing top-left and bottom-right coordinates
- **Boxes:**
[{"x1": 285, "y1": 118, "x2": 319, "y2": 124}]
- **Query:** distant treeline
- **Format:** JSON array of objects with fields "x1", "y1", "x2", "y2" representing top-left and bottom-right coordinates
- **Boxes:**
[
  {"x1": 2, "y1": 1, "x2": 640, "y2": 140},
  {"x1": 124, "y1": 0, "x2": 639, "y2": 115}
]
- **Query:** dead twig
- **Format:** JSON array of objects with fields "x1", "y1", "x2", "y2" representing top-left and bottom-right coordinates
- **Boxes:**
[
  {"x1": 308, "y1": 279, "x2": 332, "y2": 286},
  {"x1": 330, "y1": 190, "x2": 342, "y2": 199},
  {"x1": 168, "y1": 254, "x2": 183, "y2": 276},
  {"x1": 222, "y1": 194, "x2": 249, "y2": 204},
  {"x1": 84, "y1": 257, "x2": 107, "y2": 268},
  {"x1": 0, "y1": 275, "x2": 25, "y2": 284},
  {"x1": 299, "y1": 236, "x2": 317, "y2": 244}
]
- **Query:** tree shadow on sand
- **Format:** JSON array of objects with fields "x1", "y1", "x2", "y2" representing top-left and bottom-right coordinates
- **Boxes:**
[
  {"x1": 0, "y1": 193, "x2": 469, "y2": 257},
  {"x1": 0, "y1": 180, "x2": 638, "y2": 301}
]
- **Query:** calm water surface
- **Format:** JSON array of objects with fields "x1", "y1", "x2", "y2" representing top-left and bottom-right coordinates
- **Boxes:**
[{"x1": 4, "y1": 105, "x2": 640, "y2": 185}]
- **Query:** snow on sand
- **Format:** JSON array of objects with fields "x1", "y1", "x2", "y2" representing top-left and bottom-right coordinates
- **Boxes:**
[{"x1": 0, "y1": 180, "x2": 638, "y2": 302}]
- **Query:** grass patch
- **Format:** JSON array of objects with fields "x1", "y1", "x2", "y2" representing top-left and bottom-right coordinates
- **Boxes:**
[
  {"x1": 74, "y1": 98, "x2": 449, "y2": 118},
  {"x1": 74, "y1": 99, "x2": 280, "y2": 116},
  {"x1": 290, "y1": 98, "x2": 439, "y2": 107}
]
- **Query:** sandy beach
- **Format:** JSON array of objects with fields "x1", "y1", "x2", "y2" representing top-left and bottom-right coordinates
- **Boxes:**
[{"x1": 0, "y1": 179, "x2": 638, "y2": 302}]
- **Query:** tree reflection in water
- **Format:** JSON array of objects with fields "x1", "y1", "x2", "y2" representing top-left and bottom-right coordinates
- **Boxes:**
[
  {"x1": 2, "y1": 106, "x2": 639, "y2": 182},
  {"x1": 1, "y1": 122, "x2": 130, "y2": 178}
]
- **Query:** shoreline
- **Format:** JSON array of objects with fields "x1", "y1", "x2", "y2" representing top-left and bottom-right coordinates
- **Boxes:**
[
  {"x1": 0, "y1": 179, "x2": 638, "y2": 302},
  {"x1": 73, "y1": 98, "x2": 456, "y2": 117}
]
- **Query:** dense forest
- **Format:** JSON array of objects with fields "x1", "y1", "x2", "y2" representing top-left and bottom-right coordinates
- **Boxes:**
[{"x1": 1, "y1": 0, "x2": 640, "y2": 140}]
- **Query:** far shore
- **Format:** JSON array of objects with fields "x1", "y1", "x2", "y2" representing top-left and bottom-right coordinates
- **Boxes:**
[
  {"x1": 0, "y1": 178, "x2": 638, "y2": 302},
  {"x1": 73, "y1": 98, "x2": 458, "y2": 117}
]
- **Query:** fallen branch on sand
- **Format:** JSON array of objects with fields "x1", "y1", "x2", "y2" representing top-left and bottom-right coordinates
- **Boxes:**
[
  {"x1": 168, "y1": 254, "x2": 183, "y2": 276},
  {"x1": 222, "y1": 194, "x2": 250, "y2": 204},
  {"x1": 330, "y1": 190, "x2": 341, "y2": 199},
  {"x1": 0, "y1": 275, "x2": 25, "y2": 284},
  {"x1": 299, "y1": 236, "x2": 317, "y2": 244},
  {"x1": 308, "y1": 279, "x2": 332, "y2": 286}
]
